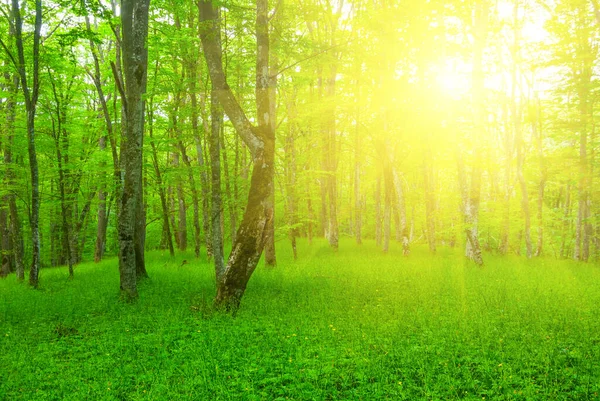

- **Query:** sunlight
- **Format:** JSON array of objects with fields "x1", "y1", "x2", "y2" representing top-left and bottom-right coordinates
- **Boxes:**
[{"x1": 434, "y1": 60, "x2": 471, "y2": 98}]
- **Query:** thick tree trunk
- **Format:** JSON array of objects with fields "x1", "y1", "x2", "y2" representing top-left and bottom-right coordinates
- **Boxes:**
[
  {"x1": 118, "y1": 0, "x2": 150, "y2": 300},
  {"x1": 199, "y1": 0, "x2": 274, "y2": 311},
  {"x1": 215, "y1": 143, "x2": 273, "y2": 310}
]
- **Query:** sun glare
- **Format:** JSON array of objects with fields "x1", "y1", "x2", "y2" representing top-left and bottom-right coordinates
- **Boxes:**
[{"x1": 434, "y1": 60, "x2": 471, "y2": 98}]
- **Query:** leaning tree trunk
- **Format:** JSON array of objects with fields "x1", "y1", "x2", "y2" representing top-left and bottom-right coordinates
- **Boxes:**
[
  {"x1": 117, "y1": 0, "x2": 150, "y2": 300},
  {"x1": 199, "y1": 0, "x2": 275, "y2": 311}
]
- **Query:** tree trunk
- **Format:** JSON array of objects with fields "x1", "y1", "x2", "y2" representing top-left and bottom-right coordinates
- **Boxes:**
[
  {"x1": 11, "y1": 0, "x2": 42, "y2": 287},
  {"x1": 2, "y1": 73, "x2": 24, "y2": 279},
  {"x1": 48, "y1": 73, "x2": 74, "y2": 277},
  {"x1": 0, "y1": 204, "x2": 10, "y2": 277},
  {"x1": 499, "y1": 100, "x2": 511, "y2": 255},
  {"x1": 423, "y1": 147, "x2": 436, "y2": 254},
  {"x1": 533, "y1": 98, "x2": 546, "y2": 257},
  {"x1": 86, "y1": 15, "x2": 117, "y2": 263},
  {"x1": 118, "y1": 0, "x2": 150, "y2": 300},
  {"x1": 199, "y1": 0, "x2": 275, "y2": 311},
  {"x1": 512, "y1": 1, "x2": 532, "y2": 259},
  {"x1": 325, "y1": 68, "x2": 339, "y2": 250},
  {"x1": 221, "y1": 129, "x2": 239, "y2": 247},
  {"x1": 209, "y1": 89, "x2": 225, "y2": 283},
  {"x1": 383, "y1": 164, "x2": 392, "y2": 253},
  {"x1": 464, "y1": 0, "x2": 486, "y2": 266},
  {"x1": 189, "y1": 67, "x2": 212, "y2": 260},
  {"x1": 375, "y1": 175, "x2": 382, "y2": 246},
  {"x1": 285, "y1": 96, "x2": 298, "y2": 259},
  {"x1": 306, "y1": 164, "x2": 314, "y2": 245},
  {"x1": 148, "y1": 98, "x2": 175, "y2": 257},
  {"x1": 392, "y1": 169, "x2": 410, "y2": 256},
  {"x1": 173, "y1": 151, "x2": 187, "y2": 252}
]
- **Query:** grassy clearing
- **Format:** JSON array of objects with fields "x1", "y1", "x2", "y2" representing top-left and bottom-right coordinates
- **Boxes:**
[{"x1": 1, "y1": 239, "x2": 600, "y2": 400}]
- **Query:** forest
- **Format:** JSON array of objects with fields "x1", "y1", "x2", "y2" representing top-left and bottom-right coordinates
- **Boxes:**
[{"x1": 1, "y1": 0, "x2": 600, "y2": 399}]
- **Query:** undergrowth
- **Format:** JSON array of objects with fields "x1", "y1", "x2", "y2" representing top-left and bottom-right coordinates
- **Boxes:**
[{"x1": 1, "y1": 239, "x2": 599, "y2": 400}]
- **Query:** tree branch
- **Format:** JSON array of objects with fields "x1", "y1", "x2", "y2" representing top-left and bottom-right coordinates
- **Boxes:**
[
  {"x1": 198, "y1": 0, "x2": 263, "y2": 157},
  {"x1": 110, "y1": 61, "x2": 127, "y2": 114}
]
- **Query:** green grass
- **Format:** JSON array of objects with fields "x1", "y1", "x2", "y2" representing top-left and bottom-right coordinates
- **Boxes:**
[{"x1": 1, "y1": 239, "x2": 600, "y2": 400}]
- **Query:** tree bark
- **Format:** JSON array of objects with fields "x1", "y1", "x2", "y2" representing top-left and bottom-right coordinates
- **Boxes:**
[
  {"x1": 209, "y1": 89, "x2": 225, "y2": 283},
  {"x1": 2, "y1": 72, "x2": 23, "y2": 279},
  {"x1": 285, "y1": 95, "x2": 298, "y2": 259},
  {"x1": 148, "y1": 96, "x2": 175, "y2": 257},
  {"x1": 423, "y1": 146, "x2": 436, "y2": 254},
  {"x1": 10, "y1": 0, "x2": 42, "y2": 287},
  {"x1": 189, "y1": 72, "x2": 212, "y2": 259},
  {"x1": 86, "y1": 15, "x2": 118, "y2": 263},
  {"x1": 382, "y1": 164, "x2": 392, "y2": 253},
  {"x1": 0, "y1": 204, "x2": 10, "y2": 277},
  {"x1": 464, "y1": 0, "x2": 486, "y2": 266},
  {"x1": 512, "y1": 1, "x2": 532, "y2": 259},
  {"x1": 48, "y1": 73, "x2": 74, "y2": 277},
  {"x1": 533, "y1": 98, "x2": 546, "y2": 257},
  {"x1": 199, "y1": 0, "x2": 275, "y2": 311},
  {"x1": 375, "y1": 175, "x2": 382, "y2": 246},
  {"x1": 118, "y1": 0, "x2": 150, "y2": 300},
  {"x1": 392, "y1": 169, "x2": 410, "y2": 256}
]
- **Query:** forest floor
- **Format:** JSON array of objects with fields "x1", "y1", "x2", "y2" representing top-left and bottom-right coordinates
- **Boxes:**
[{"x1": 1, "y1": 239, "x2": 600, "y2": 400}]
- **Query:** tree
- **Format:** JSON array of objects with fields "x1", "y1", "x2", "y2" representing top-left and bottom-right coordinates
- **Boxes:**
[
  {"x1": 0, "y1": 0, "x2": 43, "y2": 286},
  {"x1": 117, "y1": 0, "x2": 151, "y2": 299},
  {"x1": 199, "y1": 0, "x2": 275, "y2": 310}
]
